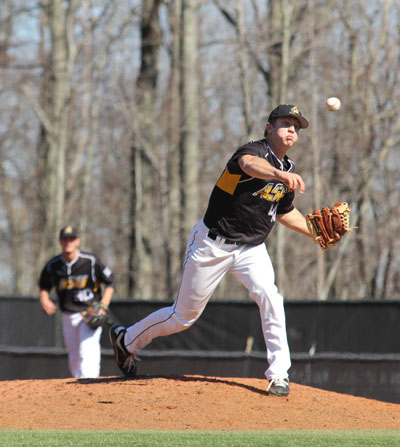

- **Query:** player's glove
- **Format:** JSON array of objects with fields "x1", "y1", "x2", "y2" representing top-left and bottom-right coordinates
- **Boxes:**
[
  {"x1": 306, "y1": 202, "x2": 357, "y2": 250},
  {"x1": 81, "y1": 302, "x2": 114, "y2": 330}
]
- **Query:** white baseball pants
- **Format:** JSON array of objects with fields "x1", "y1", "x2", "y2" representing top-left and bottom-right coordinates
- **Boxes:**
[
  {"x1": 124, "y1": 219, "x2": 291, "y2": 380},
  {"x1": 61, "y1": 312, "x2": 102, "y2": 378}
]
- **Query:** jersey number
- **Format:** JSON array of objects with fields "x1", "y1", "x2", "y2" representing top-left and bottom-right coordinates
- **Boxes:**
[
  {"x1": 74, "y1": 289, "x2": 94, "y2": 302},
  {"x1": 269, "y1": 203, "x2": 279, "y2": 222}
]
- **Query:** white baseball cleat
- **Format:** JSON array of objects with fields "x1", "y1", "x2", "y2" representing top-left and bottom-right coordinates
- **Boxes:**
[{"x1": 267, "y1": 378, "x2": 290, "y2": 396}]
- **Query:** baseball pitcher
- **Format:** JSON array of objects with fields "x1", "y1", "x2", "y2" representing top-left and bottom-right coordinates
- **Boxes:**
[{"x1": 109, "y1": 104, "x2": 355, "y2": 396}]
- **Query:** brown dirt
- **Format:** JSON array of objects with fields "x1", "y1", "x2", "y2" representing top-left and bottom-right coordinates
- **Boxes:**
[{"x1": 0, "y1": 375, "x2": 399, "y2": 431}]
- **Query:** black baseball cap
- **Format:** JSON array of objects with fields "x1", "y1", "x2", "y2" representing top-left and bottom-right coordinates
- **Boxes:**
[
  {"x1": 59, "y1": 225, "x2": 78, "y2": 239},
  {"x1": 268, "y1": 104, "x2": 309, "y2": 129}
]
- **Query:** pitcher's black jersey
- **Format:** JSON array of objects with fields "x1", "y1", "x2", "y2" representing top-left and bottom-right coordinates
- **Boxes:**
[
  {"x1": 203, "y1": 139, "x2": 295, "y2": 245},
  {"x1": 39, "y1": 251, "x2": 115, "y2": 313}
]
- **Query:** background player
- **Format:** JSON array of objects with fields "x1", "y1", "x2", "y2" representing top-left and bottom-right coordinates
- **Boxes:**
[
  {"x1": 39, "y1": 225, "x2": 115, "y2": 378},
  {"x1": 110, "y1": 104, "x2": 315, "y2": 396}
]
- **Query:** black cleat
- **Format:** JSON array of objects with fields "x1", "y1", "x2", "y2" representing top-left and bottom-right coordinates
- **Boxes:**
[
  {"x1": 109, "y1": 324, "x2": 137, "y2": 377},
  {"x1": 267, "y1": 378, "x2": 290, "y2": 396}
]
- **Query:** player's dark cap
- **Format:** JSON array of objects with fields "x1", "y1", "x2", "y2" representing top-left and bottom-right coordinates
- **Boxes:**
[
  {"x1": 268, "y1": 104, "x2": 309, "y2": 129},
  {"x1": 59, "y1": 225, "x2": 78, "y2": 239}
]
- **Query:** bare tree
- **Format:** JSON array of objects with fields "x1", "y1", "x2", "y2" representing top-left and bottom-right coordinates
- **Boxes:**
[
  {"x1": 179, "y1": 0, "x2": 200, "y2": 242},
  {"x1": 128, "y1": 0, "x2": 162, "y2": 298},
  {"x1": 164, "y1": 0, "x2": 183, "y2": 296},
  {"x1": 1, "y1": 0, "x2": 399, "y2": 301},
  {"x1": 26, "y1": 0, "x2": 77, "y2": 267}
]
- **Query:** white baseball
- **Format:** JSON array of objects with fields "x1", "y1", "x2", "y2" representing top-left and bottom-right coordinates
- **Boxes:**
[{"x1": 326, "y1": 97, "x2": 341, "y2": 112}]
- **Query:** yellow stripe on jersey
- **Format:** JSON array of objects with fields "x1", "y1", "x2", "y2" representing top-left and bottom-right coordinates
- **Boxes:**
[{"x1": 216, "y1": 168, "x2": 242, "y2": 195}]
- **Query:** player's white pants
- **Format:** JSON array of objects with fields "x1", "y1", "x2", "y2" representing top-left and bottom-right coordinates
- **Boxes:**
[
  {"x1": 124, "y1": 219, "x2": 291, "y2": 380},
  {"x1": 61, "y1": 312, "x2": 102, "y2": 378}
]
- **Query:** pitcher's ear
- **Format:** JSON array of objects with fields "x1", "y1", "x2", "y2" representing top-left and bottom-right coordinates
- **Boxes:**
[{"x1": 264, "y1": 122, "x2": 272, "y2": 137}]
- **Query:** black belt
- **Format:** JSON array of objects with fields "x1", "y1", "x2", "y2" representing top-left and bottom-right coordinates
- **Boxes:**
[{"x1": 207, "y1": 230, "x2": 240, "y2": 245}]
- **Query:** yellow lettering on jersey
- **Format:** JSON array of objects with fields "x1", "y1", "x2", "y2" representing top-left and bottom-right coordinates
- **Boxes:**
[
  {"x1": 216, "y1": 168, "x2": 241, "y2": 195},
  {"x1": 253, "y1": 183, "x2": 286, "y2": 201},
  {"x1": 75, "y1": 277, "x2": 88, "y2": 288},
  {"x1": 253, "y1": 183, "x2": 273, "y2": 199},
  {"x1": 59, "y1": 276, "x2": 88, "y2": 290}
]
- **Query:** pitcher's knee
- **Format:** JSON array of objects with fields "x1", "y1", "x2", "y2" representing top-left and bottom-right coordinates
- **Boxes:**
[
  {"x1": 170, "y1": 309, "x2": 200, "y2": 332},
  {"x1": 249, "y1": 285, "x2": 284, "y2": 312}
]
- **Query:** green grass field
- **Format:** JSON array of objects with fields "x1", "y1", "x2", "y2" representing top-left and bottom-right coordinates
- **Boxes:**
[{"x1": 1, "y1": 430, "x2": 399, "y2": 446}]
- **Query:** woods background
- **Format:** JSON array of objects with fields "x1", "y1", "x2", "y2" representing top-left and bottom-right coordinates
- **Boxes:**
[{"x1": 0, "y1": 0, "x2": 399, "y2": 301}]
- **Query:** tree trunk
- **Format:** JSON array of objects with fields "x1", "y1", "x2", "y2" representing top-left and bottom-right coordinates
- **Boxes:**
[
  {"x1": 179, "y1": 0, "x2": 200, "y2": 244},
  {"x1": 236, "y1": 0, "x2": 253, "y2": 141},
  {"x1": 308, "y1": 0, "x2": 326, "y2": 298},
  {"x1": 165, "y1": 0, "x2": 183, "y2": 296},
  {"x1": 36, "y1": 0, "x2": 75, "y2": 266},
  {"x1": 128, "y1": 0, "x2": 162, "y2": 298}
]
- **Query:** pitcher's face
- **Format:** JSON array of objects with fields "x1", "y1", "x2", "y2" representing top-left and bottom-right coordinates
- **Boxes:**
[{"x1": 266, "y1": 117, "x2": 300, "y2": 150}]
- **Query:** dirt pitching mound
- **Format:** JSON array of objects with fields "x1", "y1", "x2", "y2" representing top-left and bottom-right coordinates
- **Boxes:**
[{"x1": 1, "y1": 375, "x2": 399, "y2": 431}]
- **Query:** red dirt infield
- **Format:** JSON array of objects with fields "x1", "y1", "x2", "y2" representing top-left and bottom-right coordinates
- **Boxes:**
[{"x1": 0, "y1": 375, "x2": 399, "y2": 431}]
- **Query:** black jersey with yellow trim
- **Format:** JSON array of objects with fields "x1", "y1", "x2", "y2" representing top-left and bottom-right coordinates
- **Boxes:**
[
  {"x1": 38, "y1": 251, "x2": 115, "y2": 313},
  {"x1": 203, "y1": 139, "x2": 295, "y2": 245}
]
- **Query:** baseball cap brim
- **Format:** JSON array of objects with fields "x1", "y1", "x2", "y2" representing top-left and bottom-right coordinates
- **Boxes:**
[{"x1": 268, "y1": 104, "x2": 309, "y2": 129}]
